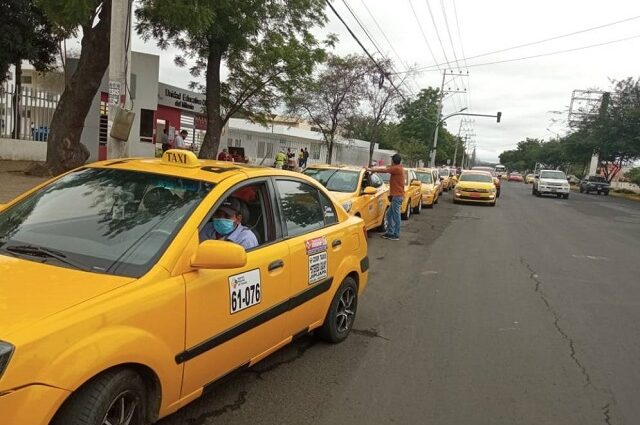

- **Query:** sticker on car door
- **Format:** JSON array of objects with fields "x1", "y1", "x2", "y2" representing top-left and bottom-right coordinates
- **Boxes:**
[
  {"x1": 229, "y1": 269, "x2": 262, "y2": 314},
  {"x1": 306, "y1": 236, "x2": 328, "y2": 285}
]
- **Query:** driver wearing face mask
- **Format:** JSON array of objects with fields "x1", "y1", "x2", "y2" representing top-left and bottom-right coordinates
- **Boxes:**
[{"x1": 199, "y1": 197, "x2": 258, "y2": 250}]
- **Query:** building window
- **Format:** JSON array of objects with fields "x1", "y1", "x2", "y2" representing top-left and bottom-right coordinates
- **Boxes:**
[
  {"x1": 235, "y1": 139, "x2": 241, "y2": 147},
  {"x1": 20, "y1": 76, "x2": 32, "y2": 84},
  {"x1": 139, "y1": 109, "x2": 154, "y2": 143},
  {"x1": 257, "y1": 141, "x2": 265, "y2": 158},
  {"x1": 266, "y1": 142, "x2": 274, "y2": 158},
  {"x1": 227, "y1": 137, "x2": 233, "y2": 147}
]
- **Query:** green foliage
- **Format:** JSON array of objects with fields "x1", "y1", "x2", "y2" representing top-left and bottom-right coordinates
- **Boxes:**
[
  {"x1": 390, "y1": 88, "x2": 460, "y2": 165},
  {"x1": 0, "y1": 0, "x2": 59, "y2": 82},
  {"x1": 625, "y1": 168, "x2": 640, "y2": 186},
  {"x1": 136, "y1": 0, "x2": 330, "y2": 157}
]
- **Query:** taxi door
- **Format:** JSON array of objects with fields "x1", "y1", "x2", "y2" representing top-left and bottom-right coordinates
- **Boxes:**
[
  {"x1": 370, "y1": 173, "x2": 387, "y2": 225},
  {"x1": 359, "y1": 171, "x2": 378, "y2": 227},
  {"x1": 273, "y1": 178, "x2": 344, "y2": 335},
  {"x1": 179, "y1": 180, "x2": 291, "y2": 396}
]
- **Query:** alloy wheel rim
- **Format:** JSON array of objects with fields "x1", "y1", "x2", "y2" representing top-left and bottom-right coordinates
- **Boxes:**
[
  {"x1": 336, "y1": 287, "x2": 356, "y2": 333},
  {"x1": 102, "y1": 390, "x2": 140, "y2": 425}
]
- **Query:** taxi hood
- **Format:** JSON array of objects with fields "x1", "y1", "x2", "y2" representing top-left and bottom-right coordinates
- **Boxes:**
[
  {"x1": 0, "y1": 254, "x2": 135, "y2": 338},
  {"x1": 456, "y1": 181, "x2": 495, "y2": 190}
]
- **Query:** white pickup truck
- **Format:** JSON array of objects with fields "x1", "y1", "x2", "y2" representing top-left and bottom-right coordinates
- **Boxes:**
[{"x1": 532, "y1": 169, "x2": 570, "y2": 199}]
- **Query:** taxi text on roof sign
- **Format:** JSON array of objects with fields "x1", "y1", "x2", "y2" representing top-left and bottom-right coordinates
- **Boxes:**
[{"x1": 162, "y1": 149, "x2": 200, "y2": 168}]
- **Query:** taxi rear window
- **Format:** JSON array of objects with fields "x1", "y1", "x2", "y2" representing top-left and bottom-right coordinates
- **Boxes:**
[{"x1": 0, "y1": 168, "x2": 213, "y2": 277}]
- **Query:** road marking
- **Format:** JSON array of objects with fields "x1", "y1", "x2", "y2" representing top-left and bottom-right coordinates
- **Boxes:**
[
  {"x1": 571, "y1": 254, "x2": 610, "y2": 261},
  {"x1": 421, "y1": 270, "x2": 439, "y2": 276}
]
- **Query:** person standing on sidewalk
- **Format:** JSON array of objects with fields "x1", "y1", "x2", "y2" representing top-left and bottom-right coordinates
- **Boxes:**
[{"x1": 368, "y1": 153, "x2": 404, "y2": 241}]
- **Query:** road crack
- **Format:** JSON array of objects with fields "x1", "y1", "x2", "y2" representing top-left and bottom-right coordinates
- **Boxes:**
[
  {"x1": 520, "y1": 257, "x2": 615, "y2": 424},
  {"x1": 519, "y1": 257, "x2": 592, "y2": 387},
  {"x1": 245, "y1": 337, "x2": 317, "y2": 380},
  {"x1": 186, "y1": 391, "x2": 247, "y2": 425}
]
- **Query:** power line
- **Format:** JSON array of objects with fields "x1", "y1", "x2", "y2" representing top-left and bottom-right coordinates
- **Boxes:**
[
  {"x1": 452, "y1": 0, "x2": 470, "y2": 110},
  {"x1": 397, "y1": 14, "x2": 640, "y2": 73},
  {"x1": 408, "y1": 0, "x2": 441, "y2": 71},
  {"x1": 418, "y1": 33, "x2": 640, "y2": 71},
  {"x1": 425, "y1": 0, "x2": 450, "y2": 65},
  {"x1": 359, "y1": 0, "x2": 411, "y2": 71},
  {"x1": 341, "y1": 0, "x2": 416, "y2": 96},
  {"x1": 324, "y1": 0, "x2": 408, "y2": 101},
  {"x1": 440, "y1": 0, "x2": 461, "y2": 70}
]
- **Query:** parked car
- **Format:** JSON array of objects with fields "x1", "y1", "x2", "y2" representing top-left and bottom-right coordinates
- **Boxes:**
[
  {"x1": 579, "y1": 175, "x2": 610, "y2": 195},
  {"x1": 525, "y1": 174, "x2": 535, "y2": 184}
]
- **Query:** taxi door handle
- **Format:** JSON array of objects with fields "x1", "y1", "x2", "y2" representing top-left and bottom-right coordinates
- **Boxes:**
[
  {"x1": 268, "y1": 260, "x2": 284, "y2": 272},
  {"x1": 332, "y1": 239, "x2": 342, "y2": 248}
]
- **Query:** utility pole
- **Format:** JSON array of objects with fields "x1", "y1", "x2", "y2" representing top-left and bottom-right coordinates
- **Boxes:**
[
  {"x1": 452, "y1": 119, "x2": 474, "y2": 168},
  {"x1": 107, "y1": 0, "x2": 133, "y2": 159},
  {"x1": 429, "y1": 70, "x2": 468, "y2": 168}
]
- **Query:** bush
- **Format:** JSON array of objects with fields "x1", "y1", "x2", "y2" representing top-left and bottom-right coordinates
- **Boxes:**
[{"x1": 613, "y1": 188, "x2": 637, "y2": 195}]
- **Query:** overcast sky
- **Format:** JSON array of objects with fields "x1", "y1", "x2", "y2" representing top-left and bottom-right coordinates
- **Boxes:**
[{"x1": 131, "y1": 0, "x2": 640, "y2": 162}]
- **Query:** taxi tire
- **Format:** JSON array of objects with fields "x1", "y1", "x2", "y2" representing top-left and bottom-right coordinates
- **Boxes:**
[
  {"x1": 401, "y1": 203, "x2": 411, "y2": 220},
  {"x1": 413, "y1": 199, "x2": 422, "y2": 214},
  {"x1": 52, "y1": 369, "x2": 148, "y2": 425},
  {"x1": 317, "y1": 277, "x2": 358, "y2": 343},
  {"x1": 377, "y1": 209, "x2": 389, "y2": 232}
]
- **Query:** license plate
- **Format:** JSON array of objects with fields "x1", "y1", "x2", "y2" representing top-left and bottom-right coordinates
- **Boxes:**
[
  {"x1": 229, "y1": 269, "x2": 262, "y2": 314},
  {"x1": 470, "y1": 192, "x2": 480, "y2": 198},
  {"x1": 550, "y1": 188, "x2": 557, "y2": 192}
]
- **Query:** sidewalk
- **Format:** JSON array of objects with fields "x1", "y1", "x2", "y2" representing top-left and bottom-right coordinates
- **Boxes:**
[{"x1": 0, "y1": 160, "x2": 47, "y2": 203}]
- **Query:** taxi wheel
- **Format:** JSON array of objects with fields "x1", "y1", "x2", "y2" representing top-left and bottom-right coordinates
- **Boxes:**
[
  {"x1": 52, "y1": 369, "x2": 148, "y2": 425},
  {"x1": 413, "y1": 199, "x2": 422, "y2": 214},
  {"x1": 401, "y1": 203, "x2": 411, "y2": 220},
  {"x1": 317, "y1": 277, "x2": 358, "y2": 343},
  {"x1": 377, "y1": 209, "x2": 389, "y2": 232}
]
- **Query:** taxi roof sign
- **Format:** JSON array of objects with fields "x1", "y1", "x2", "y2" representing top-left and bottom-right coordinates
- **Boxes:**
[{"x1": 161, "y1": 149, "x2": 200, "y2": 168}]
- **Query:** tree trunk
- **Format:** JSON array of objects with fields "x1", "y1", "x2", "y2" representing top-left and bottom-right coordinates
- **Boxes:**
[
  {"x1": 26, "y1": 1, "x2": 111, "y2": 177},
  {"x1": 368, "y1": 141, "x2": 375, "y2": 167},
  {"x1": 326, "y1": 139, "x2": 334, "y2": 165},
  {"x1": 198, "y1": 48, "x2": 223, "y2": 159},
  {"x1": 11, "y1": 62, "x2": 22, "y2": 139}
]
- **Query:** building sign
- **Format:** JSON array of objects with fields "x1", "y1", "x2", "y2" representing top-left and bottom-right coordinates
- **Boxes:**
[{"x1": 157, "y1": 82, "x2": 205, "y2": 112}]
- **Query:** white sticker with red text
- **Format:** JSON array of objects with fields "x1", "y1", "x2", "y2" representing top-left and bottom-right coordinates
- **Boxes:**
[{"x1": 306, "y1": 236, "x2": 328, "y2": 284}]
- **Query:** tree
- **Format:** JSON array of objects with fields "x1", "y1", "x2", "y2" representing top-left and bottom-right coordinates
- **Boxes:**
[
  {"x1": 393, "y1": 88, "x2": 458, "y2": 165},
  {"x1": 26, "y1": 0, "x2": 112, "y2": 176},
  {"x1": 358, "y1": 60, "x2": 403, "y2": 164},
  {"x1": 624, "y1": 168, "x2": 640, "y2": 185},
  {"x1": 571, "y1": 78, "x2": 640, "y2": 182},
  {"x1": 136, "y1": 0, "x2": 329, "y2": 159},
  {"x1": 0, "y1": 0, "x2": 58, "y2": 138},
  {"x1": 289, "y1": 54, "x2": 370, "y2": 163}
]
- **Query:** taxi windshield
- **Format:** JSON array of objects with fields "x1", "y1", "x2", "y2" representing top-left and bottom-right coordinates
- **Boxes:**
[
  {"x1": 304, "y1": 169, "x2": 360, "y2": 193},
  {"x1": 459, "y1": 173, "x2": 494, "y2": 183},
  {"x1": 415, "y1": 172, "x2": 433, "y2": 184},
  {"x1": 379, "y1": 173, "x2": 390, "y2": 183},
  {"x1": 0, "y1": 168, "x2": 213, "y2": 277}
]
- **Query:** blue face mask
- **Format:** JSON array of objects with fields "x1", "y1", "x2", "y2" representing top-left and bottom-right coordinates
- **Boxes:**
[{"x1": 213, "y1": 218, "x2": 236, "y2": 236}]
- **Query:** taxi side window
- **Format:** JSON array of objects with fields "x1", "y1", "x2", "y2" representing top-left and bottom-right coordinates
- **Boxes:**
[
  {"x1": 318, "y1": 191, "x2": 337, "y2": 226},
  {"x1": 275, "y1": 180, "x2": 326, "y2": 237}
]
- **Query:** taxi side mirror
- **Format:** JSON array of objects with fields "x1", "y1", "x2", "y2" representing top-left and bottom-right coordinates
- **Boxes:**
[
  {"x1": 191, "y1": 240, "x2": 247, "y2": 269},
  {"x1": 410, "y1": 180, "x2": 422, "y2": 187},
  {"x1": 362, "y1": 186, "x2": 377, "y2": 195}
]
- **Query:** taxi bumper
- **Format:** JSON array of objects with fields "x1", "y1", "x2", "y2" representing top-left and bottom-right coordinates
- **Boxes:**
[
  {"x1": 421, "y1": 192, "x2": 435, "y2": 205},
  {"x1": 453, "y1": 190, "x2": 496, "y2": 204},
  {"x1": 0, "y1": 384, "x2": 70, "y2": 425}
]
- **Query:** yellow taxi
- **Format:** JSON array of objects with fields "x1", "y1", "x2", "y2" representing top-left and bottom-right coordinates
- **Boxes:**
[
  {"x1": 452, "y1": 170, "x2": 498, "y2": 206},
  {"x1": 472, "y1": 166, "x2": 501, "y2": 197},
  {"x1": 303, "y1": 164, "x2": 390, "y2": 233},
  {"x1": 412, "y1": 167, "x2": 440, "y2": 208},
  {"x1": 438, "y1": 168, "x2": 452, "y2": 191},
  {"x1": 0, "y1": 150, "x2": 369, "y2": 425},
  {"x1": 525, "y1": 173, "x2": 535, "y2": 184}
]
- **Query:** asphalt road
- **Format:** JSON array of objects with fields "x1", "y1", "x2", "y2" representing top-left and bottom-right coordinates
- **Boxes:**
[{"x1": 158, "y1": 183, "x2": 640, "y2": 425}]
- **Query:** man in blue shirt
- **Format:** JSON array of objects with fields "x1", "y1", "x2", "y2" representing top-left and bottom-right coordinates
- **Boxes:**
[{"x1": 199, "y1": 197, "x2": 258, "y2": 250}]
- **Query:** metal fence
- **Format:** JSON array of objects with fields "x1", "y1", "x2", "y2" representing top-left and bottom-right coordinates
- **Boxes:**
[{"x1": 0, "y1": 82, "x2": 60, "y2": 141}]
